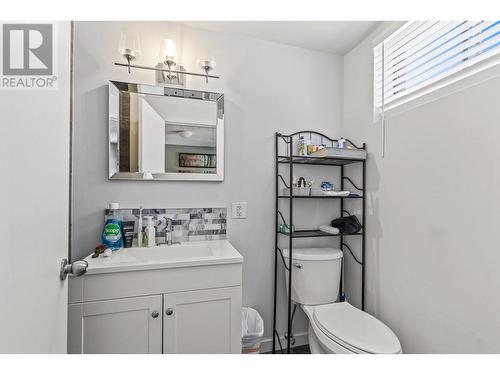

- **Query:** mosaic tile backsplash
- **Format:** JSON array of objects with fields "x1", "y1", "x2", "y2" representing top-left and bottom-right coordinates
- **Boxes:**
[{"x1": 104, "y1": 207, "x2": 227, "y2": 245}]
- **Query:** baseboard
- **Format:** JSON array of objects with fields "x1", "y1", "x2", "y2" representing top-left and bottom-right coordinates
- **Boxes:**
[{"x1": 259, "y1": 331, "x2": 308, "y2": 353}]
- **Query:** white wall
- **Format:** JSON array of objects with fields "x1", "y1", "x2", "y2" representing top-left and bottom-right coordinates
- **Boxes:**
[
  {"x1": 343, "y1": 25, "x2": 500, "y2": 353},
  {"x1": 72, "y1": 21, "x2": 343, "y2": 344},
  {"x1": 138, "y1": 98, "x2": 165, "y2": 173},
  {"x1": 0, "y1": 22, "x2": 71, "y2": 353}
]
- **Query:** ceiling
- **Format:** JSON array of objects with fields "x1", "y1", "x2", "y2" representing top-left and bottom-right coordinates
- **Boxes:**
[
  {"x1": 181, "y1": 21, "x2": 380, "y2": 55},
  {"x1": 144, "y1": 95, "x2": 216, "y2": 148}
]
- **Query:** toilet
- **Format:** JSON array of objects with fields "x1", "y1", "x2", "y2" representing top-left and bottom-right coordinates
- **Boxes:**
[{"x1": 282, "y1": 247, "x2": 402, "y2": 354}]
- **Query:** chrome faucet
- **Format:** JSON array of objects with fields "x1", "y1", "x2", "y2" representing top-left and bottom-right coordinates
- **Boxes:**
[
  {"x1": 164, "y1": 218, "x2": 180, "y2": 246},
  {"x1": 165, "y1": 218, "x2": 174, "y2": 245}
]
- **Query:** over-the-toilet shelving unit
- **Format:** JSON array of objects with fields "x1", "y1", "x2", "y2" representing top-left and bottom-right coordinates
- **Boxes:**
[{"x1": 273, "y1": 131, "x2": 366, "y2": 354}]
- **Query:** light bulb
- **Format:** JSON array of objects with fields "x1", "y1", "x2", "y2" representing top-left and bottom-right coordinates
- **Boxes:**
[
  {"x1": 198, "y1": 59, "x2": 216, "y2": 70},
  {"x1": 161, "y1": 38, "x2": 177, "y2": 68},
  {"x1": 118, "y1": 31, "x2": 141, "y2": 59},
  {"x1": 118, "y1": 31, "x2": 141, "y2": 73},
  {"x1": 198, "y1": 59, "x2": 216, "y2": 83}
]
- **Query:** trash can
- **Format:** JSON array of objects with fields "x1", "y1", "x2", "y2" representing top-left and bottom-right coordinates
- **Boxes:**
[{"x1": 241, "y1": 307, "x2": 264, "y2": 354}]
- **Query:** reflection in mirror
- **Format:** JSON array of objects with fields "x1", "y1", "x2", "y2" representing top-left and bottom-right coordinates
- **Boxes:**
[
  {"x1": 165, "y1": 122, "x2": 216, "y2": 173},
  {"x1": 109, "y1": 82, "x2": 224, "y2": 181}
]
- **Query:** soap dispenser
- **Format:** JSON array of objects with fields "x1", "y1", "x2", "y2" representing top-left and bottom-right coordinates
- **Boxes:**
[{"x1": 143, "y1": 216, "x2": 156, "y2": 247}]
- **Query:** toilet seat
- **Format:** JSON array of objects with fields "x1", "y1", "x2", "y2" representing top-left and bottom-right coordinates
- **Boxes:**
[{"x1": 303, "y1": 302, "x2": 402, "y2": 354}]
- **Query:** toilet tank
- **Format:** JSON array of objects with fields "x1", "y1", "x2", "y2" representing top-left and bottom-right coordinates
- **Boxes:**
[{"x1": 282, "y1": 247, "x2": 342, "y2": 305}]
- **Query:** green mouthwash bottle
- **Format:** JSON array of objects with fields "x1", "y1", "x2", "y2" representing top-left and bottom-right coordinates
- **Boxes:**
[{"x1": 101, "y1": 203, "x2": 124, "y2": 250}]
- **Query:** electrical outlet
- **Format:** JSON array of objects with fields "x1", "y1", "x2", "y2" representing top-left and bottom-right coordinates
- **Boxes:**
[{"x1": 231, "y1": 202, "x2": 248, "y2": 219}]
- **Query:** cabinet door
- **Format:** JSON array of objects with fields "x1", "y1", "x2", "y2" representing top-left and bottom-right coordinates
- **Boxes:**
[
  {"x1": 163, "y1": 287, "x2": 241, "y2": 354},
  {"x1": 68, "y1": 295, "x2": 162, "y2": 354}
]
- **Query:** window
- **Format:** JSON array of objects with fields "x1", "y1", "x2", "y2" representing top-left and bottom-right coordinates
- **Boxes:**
[{"x1": 374, "y1": 21, "x2": 500, "y2": 111}]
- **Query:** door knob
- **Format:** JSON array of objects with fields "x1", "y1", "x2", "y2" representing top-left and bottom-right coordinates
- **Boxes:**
[
  {"x1": 151, "y1": 311, "x2": 159, "y2": 318},
  {"x1": 60, "y1": 258, "x2": 88, "y2": 280},
  {"x1": 165, "y1": 308, "x2": 174, "y2": 316}
]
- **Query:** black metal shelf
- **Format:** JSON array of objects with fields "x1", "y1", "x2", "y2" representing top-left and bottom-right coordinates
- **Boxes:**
[
  {"x1": 277, "y1": 155, "x2": 364, "y2": 166},
  {"x1": 278, "y1": 195, "x2": 362, "y2": 199},
  {"x1": 273, "y1": 131, "x2": 366, "y2": 354},
  {"x1": 278, "y1": 230, "x2": 363, "y2": 238}
]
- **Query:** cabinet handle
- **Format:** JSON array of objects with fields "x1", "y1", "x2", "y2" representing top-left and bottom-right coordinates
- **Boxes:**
[
  {"x1": 152, "y1": 311, "x2": 159, "y2": 318},
  {"x1": 165, "y1": 308, "x2": 174, "y2": 316}
]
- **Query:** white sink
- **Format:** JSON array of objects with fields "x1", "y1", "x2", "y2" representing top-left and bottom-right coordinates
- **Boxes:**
[
  {"x1": 84, "y1": 240, "x2": 242, "y2": 274},
  {"x1": 121, "y1": 242, "x2": 214, "y2": 262}
]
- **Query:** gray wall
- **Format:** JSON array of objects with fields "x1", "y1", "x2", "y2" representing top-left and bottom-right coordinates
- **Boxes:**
[
  {"x1": 343, "y1": 25, "x2": 500, "y2": 353},
  {"x1": 72, "y1": 21, "x2": 344, "y2": 344}
]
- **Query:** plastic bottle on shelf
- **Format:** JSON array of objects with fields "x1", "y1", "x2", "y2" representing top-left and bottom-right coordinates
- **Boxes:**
[{"x1": 297, "y1": 136, "x2": 308, "y2": 156}]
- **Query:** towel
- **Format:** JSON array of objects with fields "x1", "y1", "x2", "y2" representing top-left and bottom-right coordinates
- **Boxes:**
[
  {"x1": 319, "y1": 225, "x2": 340, "y2": 235},
  {"x1": 322, "y1": 190, "x2": 350, "y2": 197}
]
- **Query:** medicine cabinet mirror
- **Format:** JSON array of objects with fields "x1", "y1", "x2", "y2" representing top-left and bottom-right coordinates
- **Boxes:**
[{"x1": 109, "y1": 81, "x2": 224, "y2": 181}]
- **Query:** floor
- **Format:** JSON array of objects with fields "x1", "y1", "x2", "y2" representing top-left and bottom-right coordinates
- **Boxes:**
[{"x1": 263, "y1": 344, "x2": 311, "y2": 354}]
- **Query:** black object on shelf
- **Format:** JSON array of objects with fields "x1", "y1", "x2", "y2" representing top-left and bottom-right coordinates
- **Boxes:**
[
  {"x1": 277, "y1": 195, "x2": 362, "y2": 199},
  {"x1": 277, "y1": 155, "x2": 364, "y2": 166},
  {"x1": 272, "y1": 131, "x2": 366, "y2": 354},
  {"x1": 278, "y1": 230, "x2": 363, "y2": 238},
  {"x1": 330, "y1": 215, "x2": 362, "y2": 235}
]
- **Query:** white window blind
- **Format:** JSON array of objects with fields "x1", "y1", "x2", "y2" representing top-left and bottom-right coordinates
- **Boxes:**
[{"x1": 374, "y1": 21, "x2": 500, "y2": 111}]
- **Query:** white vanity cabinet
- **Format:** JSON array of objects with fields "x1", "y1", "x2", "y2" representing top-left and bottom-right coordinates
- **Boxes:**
[
  {"x1": 68, "y1": 295, "x2": 163, "y2": 354},
  {"x1": 68, "y1": 241, "x2": 243, "y2": 354},
  {"x1": 163, "y1": 287, "x2": 241, "y2": 354}
]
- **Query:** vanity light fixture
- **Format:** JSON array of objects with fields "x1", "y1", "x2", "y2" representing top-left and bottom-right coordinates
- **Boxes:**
[
  {"x1": 162, "y1": 38, "x2": 177, "y2": 69},
  {"x1": 118, "y1": 31, "x2": 141, "y2": 73},
  {"x1": 199, "y1": 59, "x2": 216, "y2": 83},
  {"x1": 160, "y1": 37, "x2": 178, "y2": 82},
  {"x1": 115, "y1": 34, "x2": 220, "y2": 83}
]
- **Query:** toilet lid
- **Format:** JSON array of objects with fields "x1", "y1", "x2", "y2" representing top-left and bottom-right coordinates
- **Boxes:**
[{"x1": 313, "y1": 302, "x2": 401, "y2": 354}]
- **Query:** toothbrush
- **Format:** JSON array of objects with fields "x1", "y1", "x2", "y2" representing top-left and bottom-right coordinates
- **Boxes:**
[{"x1": 137, "y1": 205, "x2": 143, "y2": 247}]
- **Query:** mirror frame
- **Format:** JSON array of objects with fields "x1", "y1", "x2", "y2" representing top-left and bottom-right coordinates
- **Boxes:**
[{"x1": 108, "y1": 80, "x2": 224, "y2": 181}]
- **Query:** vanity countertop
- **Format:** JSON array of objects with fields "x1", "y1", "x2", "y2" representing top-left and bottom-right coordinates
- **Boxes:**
[{"x1": 83, "y1": 240, "x2": 243, "y2": 275}]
